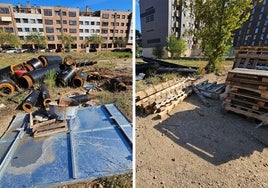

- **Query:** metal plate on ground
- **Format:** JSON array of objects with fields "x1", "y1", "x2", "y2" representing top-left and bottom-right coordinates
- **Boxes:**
[{"x1": 0, "y1": 104, "x2": 132, "y2": 187}]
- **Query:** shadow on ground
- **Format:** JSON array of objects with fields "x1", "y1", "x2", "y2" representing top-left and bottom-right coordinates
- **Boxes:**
[{"x1": 154, "y1": 95, "x2": 267, "y2": 165}]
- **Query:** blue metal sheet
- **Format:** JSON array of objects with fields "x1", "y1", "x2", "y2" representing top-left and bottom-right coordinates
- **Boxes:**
[{"x1": 0, "y1": 104, "x2": 132, "y2": 187}]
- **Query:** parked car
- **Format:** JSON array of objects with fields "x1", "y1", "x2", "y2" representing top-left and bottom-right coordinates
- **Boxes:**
[
  {"x1": 2, "y1": 48, "x2": 19, "y2": 53},
  {"x1": 26, "y1": 48, "x2": 38, "y2": 53}
]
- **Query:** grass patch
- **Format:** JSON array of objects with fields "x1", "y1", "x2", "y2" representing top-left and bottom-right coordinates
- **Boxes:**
[
  {"x1": 93, "y1": 59, "x2": 116, "y2": 71},
  {"x1": 44, "y1": 70, "x2": 57, "y2": 88}
]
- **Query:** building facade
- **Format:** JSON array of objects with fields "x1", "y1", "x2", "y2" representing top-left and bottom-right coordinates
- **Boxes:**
[
  {"x1": 233, "y1": 0, "x2": 268, "y2": 47},
  {"x1": 139, "y1": 0, "x2": 195, "y2": 57},
  {"x1": 0, "y1": 2, "x2": 132, "y2": 51}
]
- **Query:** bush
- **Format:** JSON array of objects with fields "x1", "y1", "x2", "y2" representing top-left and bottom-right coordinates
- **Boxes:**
[{"x1": 152, "y1": 45, "x2": 164, "y2": 59}]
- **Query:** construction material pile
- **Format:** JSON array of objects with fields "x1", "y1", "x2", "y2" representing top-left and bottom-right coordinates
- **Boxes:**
[
  {"x1": 223, "y1": 46, "x2": 268, "y2": 123},
  {"x1": 136, "y1": 77, "x2": 193, "y2": 119}
]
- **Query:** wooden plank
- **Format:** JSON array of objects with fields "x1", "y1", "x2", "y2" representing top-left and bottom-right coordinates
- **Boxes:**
[
  {"x1": 229, "y1": 68, "x2": 268, "y2": 77},
  {"x1": 231, "y1": 85, "x2": 268, "y2": 99},
  {"x1": 33, "y1": 120, "x2": 68, "y2": 138}
]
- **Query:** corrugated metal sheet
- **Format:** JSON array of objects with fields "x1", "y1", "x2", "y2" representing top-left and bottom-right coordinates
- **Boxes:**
[{"x1": 0, "y1": 104, "x2": 132, "y2": 187}]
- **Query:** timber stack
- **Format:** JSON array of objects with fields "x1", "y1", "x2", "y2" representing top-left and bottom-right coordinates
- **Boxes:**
[
  {"x1": 223, "y1": 46, "x2": 268, "y2": 122},
  {"x1": 136, "y1": 77, "x2": 193, "y2": 119}
]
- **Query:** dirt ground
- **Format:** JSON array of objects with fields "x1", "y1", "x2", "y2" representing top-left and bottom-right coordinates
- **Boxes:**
[{"x1": 136, "y1": 73, "x2": 268, "y2": 188}]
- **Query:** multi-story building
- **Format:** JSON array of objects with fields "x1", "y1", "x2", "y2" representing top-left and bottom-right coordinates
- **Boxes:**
[
  {"x1": 139, "y1": 0, "x2": 195, "y2": 57},
  {"x1": 0, "y1": 2, "x2": 132, "y2": 51},
  {"x1": 234, "y1": 0, "x2": 268, "y2": 47},
  {"x1": 98, "y1": 10, "x2": 132, "y2": 49}
]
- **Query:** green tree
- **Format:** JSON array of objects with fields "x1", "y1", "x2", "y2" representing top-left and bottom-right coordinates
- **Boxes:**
[
  {"x1": 85, "y1": 34, "x2": 104, "y2": 49},
  {"x1": 115, "y1": 37, "x2": 127, "y2": 48},
  {"x1": 0, "y1": 31, "x2": 20, "y2": 48},
  {"x1": 188, "y1": 0, "x2": 255, "y2": 73},
  {"x1": 136, "y1": 43, "x2": 141, "y2": 57},
  {"x1": 59, "y1": 34, "x2": 75, "y2": 52},
  {"x1": 136, "y1": 29, "x2": 142, "y2": 39},
  {"x1": 25, "y1": 32, "x2": 46, "y2": 50},
  {"x1": 166, "y1": 33, "x2": 187, "y2": 59},
  {"x1": 152, "y1": 45, "x2": 164, "y2": 59}
]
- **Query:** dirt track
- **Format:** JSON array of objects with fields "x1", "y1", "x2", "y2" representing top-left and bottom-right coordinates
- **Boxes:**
[{"x1": 136, "y1": 73, "x2": 268, "y2": 188}]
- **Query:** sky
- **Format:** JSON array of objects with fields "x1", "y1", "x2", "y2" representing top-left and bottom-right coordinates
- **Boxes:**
[
  {"x1": 0, "y1": 0, "x2": 132, "y2": 11},
  {"x1": 0, "y1": 0, "x2": 142, "y2": 31}
]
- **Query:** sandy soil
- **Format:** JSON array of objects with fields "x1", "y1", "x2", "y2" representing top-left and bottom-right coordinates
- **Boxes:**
[{"x1": 136, "y1": 73, "x2": 268, "y2": 188}]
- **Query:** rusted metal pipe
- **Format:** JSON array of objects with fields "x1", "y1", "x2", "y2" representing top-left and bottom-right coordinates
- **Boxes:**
[
  {"x1": 72, "y1": 75, "x2": 85, "y2": 87},
  {"x1": 22, "y1": 89, "x2": 41, "y2": 112},
  {"x1": 0, "y1": 78, "x2": 16, "y2": 96},
  {"x1": 64, "y1": 56, "x2": 77, "y2": 67},
  {"x1": 110, "y1": 78, "x2": 127, "y2": 91},
  {"x1": 57, "y1": 67, "x2": 76, "y2": 87},
  {"x1": 26, "y1": 58, "x2": 43, "y2": 70},
  {"x1": 38, "y1": 55, "x2": 62, "y2": 67},
  {"x1": 40, "y1": 84, "x2": 51, "y2": 107},
  {"x1": 19, "y1": 63, "x2": 61, "y2": 88},
  {"x1": 0, "y1": 66, "x2": 12, "y2": 77},
  {"x1": 10, "y1": 63, "x2": 26, "y2": 73},
  {"x1": 70, "y1": 94, "x2": 90, "y2": 104}
]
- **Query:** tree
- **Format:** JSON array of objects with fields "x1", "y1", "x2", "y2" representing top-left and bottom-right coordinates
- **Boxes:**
[
  {"x1": 0, "y1": 31, "x2": 20, "y2": 48},
  {"x1": 188, "y1": 0, "x2": 254, "y2": 73},
  {"x1": 136, "y1": 29, "x2": 142, "y2": 39},
  {"x1": 115, "y1": 37, "x2": 127, "y2": 48},
  {"x1": 152, "y1": 45, "x2": 164, "y2": 59},
  {"x1": 85, "y1": 34, "x2": 104, "y2": 49},
  {"x1": 166, "y1": 33, "x2": 187, "y2": 59},
  {"x1": 25, "y1": 32, "x2": 46, "y2": 50},
  {"x1": 59, "y1": 34, "x2": 75, "y2": 52}
]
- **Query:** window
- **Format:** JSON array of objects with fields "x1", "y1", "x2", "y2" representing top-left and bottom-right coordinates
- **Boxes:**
[
  {"x1": 0, "y1": 7, "x2": 10, "y2": 14},
  {"x1": 46, "y1": 27, "x2": 54, "y2": 33},
  {"x1": 79, "y1": 37, "x2": 83, "y2": 40},
  {"x1": 44, "y1": 9, "x2": 52, "y2": 16},
  {"x1": 56, "y1": 20, "x2": 61, "y2": 24},
  {"x1": 62, "y1": 11, "x2": 67, "y2": 16},
  {"x1": 79, "y1": 21, "x2": 83, "y2": 25},
  {"x1": 120, "y1": 30, "x2": 124, "y2": 33},
  {"x1": 25, "y1": 28, "x2": 30, "y2": 32},
  {"x1": 62, "y1": 20, "x2": 67, "y2": 24},
  {"x1": 23, "y1": 18, "x2": 28, "y2": 23},
  {"x1": 45, "y1": 19, "x2": 53, "y2": 25},
  {"x1": 91, "y1": 21, "x2": 95, "y2": 25},
  {"x1": 56, "y1": 28, "x2": 62, "y2": 33},
  {"x1": 121, "y1": 23, "x2": 124, "y2": 26},
  {"x1": 79, "y1": 29, "x2": 83, "y2": 33},
  {"x1": 259, "y1": 14, "x2": 263, "y2": 20},
  {"x1": 102, "y1": 22, "x2": 108, "y2": 26},
  {"x1": 85, "y1": 21, "x2": 89, "y2": 25},
  {"x1": 102, "y1": 13, "x2": 109, "y2": 19},
  {"x1": 261, "y1": 7, "x2": 264, "y2": 13},
  {"x1": 96, "y1": 22, "x2": 100, "y2": 25},
  {"x1": 146, "y1": 14, "x2": 154, "y2": 22},
  {"x1": 18, "y1": 28, "x2": 22, "y2": 32},
  {"x1": 263, "y1": 27, "x2": 266, "y2": 33},
  {"x1": 69, "y1": 20, "x2": 77, "y2": 25},
  {"x1": 117, "y1": 15, "x2": 120, "y2": 19},
  {"x1": 69, "y1": 11, "x2": 76, "y2": 17},
  {"x1": 69, "y1": 28, "x2": 77, "y2": 33},
  {"x1": 110, "y1": 29, "x2": 114, "y2": 33},
  {"x1": 39, "y1": 28, "x2": 44, "y2": 32},
  {"x1": 30, "y1": 19, "x2": 36, "y2": 24},
  {"x1": 85, "y1": 29, "x2": 89, "y2": 33},
  {"x1": 19, "y1": 36, "x2": 24, "y2": 40},
  {"x1": 47, "y1": 35, "x2": 54, "y2": 41},
  {"x1": 63, "y1": 28, "x2": 68, "y2": 32},
  {"x1": 5, "y1": 27, "x2": 13, "y2": 32},
  {"x1": 37, "y1": 19, "x2": 42, "y2": 24},
  {"x1": 55, "y1": 11, "x2": 60, "y2": 16},
  {"x1": 122, "y1": 15, "x2": 125, "y2": 19},
  {"x1": 96, "y1": 29, "x2": 100, "y2": 33},
  {"x1": 255, "y1": 28, "x2": 259, "y2": 34},
  {"x1": 32, "y1": 28, "x2": 37, "y2": 32},
  {"x1": 115, "y1": 22, "x2": 119, "y2": 26},
  {"x1": 90, "y1": 29, "x2": 95, "y2": 33},
  {"x1": 15, "y1": 18, "x2": 21, "y2": 23},
  {"x1": 101, "y1": 29, "x2": 108, "y2": 34},
  {"x1": 115, "y1": 30, "x2": 118, "y2": 33}
]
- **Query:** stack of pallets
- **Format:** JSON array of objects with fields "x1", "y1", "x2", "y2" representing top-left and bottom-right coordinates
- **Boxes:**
[
  {"x1": 223, "y1": 68, "x2": 268, "y2": 121},
  {"x1": 136, "y1": 77, "x2": 193, "y2": 119},
  {"x1": 233, "y1": 46, "x2": 268, "y2": 70}
]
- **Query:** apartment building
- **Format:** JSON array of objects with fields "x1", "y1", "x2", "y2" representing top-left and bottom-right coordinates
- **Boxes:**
[
  {"x1": 98, "y1": 10, "x2": 132, "y2": 49},
  {"x1": 139, "y1": 0, "x2": 195, "y2": 57},
  {"x1": 0, "y1": 2, "x2": 132, "y2": 51},
  {"x1": 234, "y1": 0, "x2": 268, "y2": 47}
]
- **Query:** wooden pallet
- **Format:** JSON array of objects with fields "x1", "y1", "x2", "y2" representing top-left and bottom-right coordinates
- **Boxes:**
[
  {"x1": 223, "y1": 102, "x2": 265, "y2": 121},
  {"x1": 31, "y1": 119, "x2": 68, "y2": 138},
  {"x1": 231, "y1": 86, "x2": 268, "y2": 99}
]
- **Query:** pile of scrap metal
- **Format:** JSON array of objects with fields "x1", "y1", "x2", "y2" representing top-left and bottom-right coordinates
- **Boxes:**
[
  {"x1": 0, "y1": 55, "x2": 96, "y2": 97},
  {"x1": 192, "y1": 80, "x2": 226, "y2": 107},
  {"x1": 136, "y1": 57, "x2": 199, "y2": 80},
  {"x1": 222, "y1": 46, "x2": 268, "y2": 126},
  {"x1": 136, "y1": 77, "x2": 194, "y2": 119}
]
